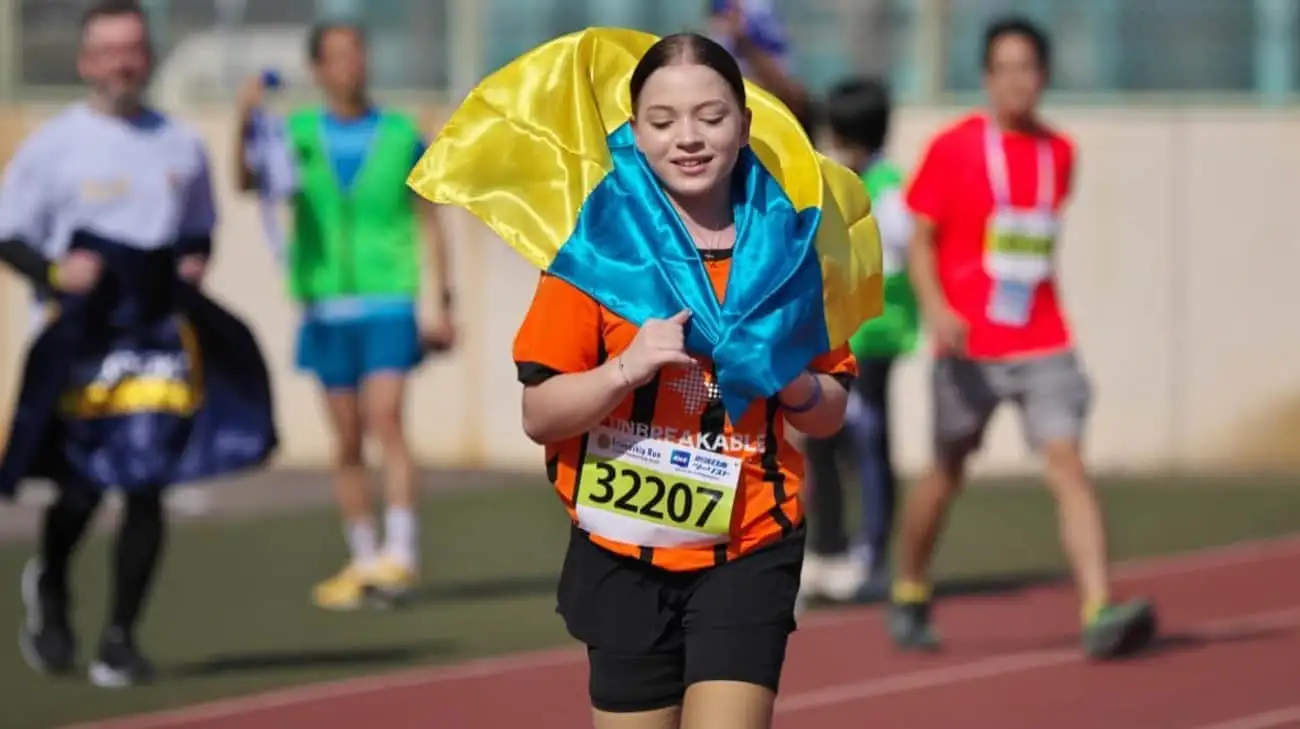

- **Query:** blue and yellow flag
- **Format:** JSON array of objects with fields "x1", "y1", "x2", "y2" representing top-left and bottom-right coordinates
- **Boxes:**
[{"x1": 409, "y1": 27, "x2": 882, "y2": 419}]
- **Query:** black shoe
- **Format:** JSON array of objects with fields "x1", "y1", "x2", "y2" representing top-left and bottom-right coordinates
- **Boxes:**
[
  {"x1": 18, "y1": 559, "x2": 76, "y2": 675},
  {"x1": 88, "y1": 628, "x2": 155, "y2": 688},
  {"x1": 887, "y1": 599, "x2": 942, "y2": 651},
  {"x1": 1082, "y1": 599, "x2": 1158, "y2": 660}
]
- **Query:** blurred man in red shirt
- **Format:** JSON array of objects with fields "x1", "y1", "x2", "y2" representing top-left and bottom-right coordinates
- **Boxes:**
[{"x1": 886, "y1": 16, "x2": 1156, "y2": 660}]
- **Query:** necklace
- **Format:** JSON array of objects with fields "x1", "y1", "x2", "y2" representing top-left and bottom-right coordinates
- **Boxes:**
[{"x1": 682, "y1": 217, "x2": 736, "y2": 252}]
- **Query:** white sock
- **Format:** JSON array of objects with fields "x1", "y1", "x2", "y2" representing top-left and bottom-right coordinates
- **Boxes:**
[
  {"x1": 384, "y1": 506, "x2": 419, "y2": 569},
  {"x1": 346, "y1": 520, "x2": 379, "y2": 567}
]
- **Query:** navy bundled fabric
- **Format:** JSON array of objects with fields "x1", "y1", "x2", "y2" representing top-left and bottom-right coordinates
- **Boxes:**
[{"x1": 0, "y1": 231, "x2": 278, "y2": 497}]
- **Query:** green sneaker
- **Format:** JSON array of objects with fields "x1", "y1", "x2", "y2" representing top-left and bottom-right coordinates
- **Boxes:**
[
  {"x1": 887, "y1": 600, "x2": 942, "y2": 651},
  {"x1": 1081, "y1": 599, "x2": 1158, "y2": 660}
]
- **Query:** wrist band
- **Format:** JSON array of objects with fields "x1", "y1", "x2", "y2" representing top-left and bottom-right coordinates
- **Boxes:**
[
  {"x1": 781, "y1": 373, "x2": 822, "y2": 414},
  {"x1": 615, "y1": 356, "x2": 632, "y2": 387},
  {"x1": 0, "y1": 237, "x2": 57, "y2": 290}
]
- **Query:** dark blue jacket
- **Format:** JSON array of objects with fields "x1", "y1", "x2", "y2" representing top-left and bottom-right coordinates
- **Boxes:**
[{"x1": 0, "y1": 231, "x2": 278, "y2": 496}]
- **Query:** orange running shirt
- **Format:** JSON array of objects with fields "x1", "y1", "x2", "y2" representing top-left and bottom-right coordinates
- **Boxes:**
[{"x1": 513, "y1": 250, "x2": 858, "y2": 572}]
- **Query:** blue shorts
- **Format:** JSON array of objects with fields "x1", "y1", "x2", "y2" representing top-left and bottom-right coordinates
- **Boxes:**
[{"x1": 295, "y1": 298, "x2": 422, "y2": 391}]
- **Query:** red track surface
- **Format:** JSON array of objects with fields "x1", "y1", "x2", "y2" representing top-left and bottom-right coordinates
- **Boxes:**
[{"x1": 71, "y1": 536, "x2": 1300, "y2": 729}]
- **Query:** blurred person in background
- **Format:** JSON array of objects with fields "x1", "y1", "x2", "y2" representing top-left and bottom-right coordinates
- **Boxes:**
[
  {"x1": 706, "y1": 0, "x2": 813, "y2": 134},
  {"x1": 233, "y1": 19, "x2": 456, "y2": 611},
  {"x1": 0, "y1": 0, "x2": 276, "y2": 687},
  {"x1": 886, "y1": 16, "x2": 1156, "y2": 659},
  {"x1": 800, "y1": 76, "x2": 917, "y2": 606}
]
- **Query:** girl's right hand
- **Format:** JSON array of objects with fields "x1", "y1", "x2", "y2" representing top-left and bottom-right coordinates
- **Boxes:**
[{"x1": 616, "y1": 310, "x2": 696, "y2": 386}]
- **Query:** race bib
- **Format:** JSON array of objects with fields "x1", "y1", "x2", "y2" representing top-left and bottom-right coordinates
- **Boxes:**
[
  {"x1": 984, "y1": 207, "x2": 1057, "y2": 327},
  {"x1": 576, "y1": 426, "x2": 741, "y2": 548},
  {"x1": 984, "y1": 208, "x2": 1057, "y2": 282}
]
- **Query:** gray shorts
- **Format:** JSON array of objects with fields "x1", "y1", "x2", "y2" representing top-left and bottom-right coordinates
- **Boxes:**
[{"x1": 932, "y1": 350, "x2": 1092, "y2": 458}]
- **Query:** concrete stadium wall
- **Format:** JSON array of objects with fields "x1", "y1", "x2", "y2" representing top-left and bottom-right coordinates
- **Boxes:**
[{"x1": 2, "y1": 103, "x2": 1299, "y2": 478}]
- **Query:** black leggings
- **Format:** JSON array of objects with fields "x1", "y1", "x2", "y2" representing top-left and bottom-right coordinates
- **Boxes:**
[
  {"x1": 38, "y1": 485, "x2": 166, "y2": 636},
  {"x1": 805, "y1": 357, "x2": 897, "y2": 561}
]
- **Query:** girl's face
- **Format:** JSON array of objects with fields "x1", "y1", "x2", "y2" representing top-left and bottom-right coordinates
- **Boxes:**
[{"x1": 632, "y1": 63, "x2": 751, "y2": 204}]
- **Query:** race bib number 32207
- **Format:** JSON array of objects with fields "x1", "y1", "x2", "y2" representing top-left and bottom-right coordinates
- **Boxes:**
[{"x1": 574, "y1": 426, "x2": 742, "y2": 548}]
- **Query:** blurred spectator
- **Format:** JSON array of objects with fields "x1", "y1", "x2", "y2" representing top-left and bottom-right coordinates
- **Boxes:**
[
  {"x1": 706, "y1": 0, "x2": 813, "y2": 132},
  {"x1": 233, "y1": 18, "x2": 456, "y2": 612},
  {"x1": 801, "y1": 76, "x2": 918, "y2": 606},
  {"x1": 885, "y1": 16, "x2": 1157, "y2": 660},
  {"x1": 1, "y1": 0, "x2": 274, "y2": 688}
]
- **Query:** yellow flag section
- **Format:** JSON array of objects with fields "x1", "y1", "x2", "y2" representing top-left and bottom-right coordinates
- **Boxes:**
[{"x1": 408, "y1": 26, "x2": 882, "y2": 349}]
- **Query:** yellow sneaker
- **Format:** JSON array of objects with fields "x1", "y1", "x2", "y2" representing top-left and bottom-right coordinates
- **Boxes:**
[
  {"x1": 366, "y1": 556, "x2": 417, "y2": 599},
  {"x1": 311, "y1": 564, "x2": 372, "y2": 611}
]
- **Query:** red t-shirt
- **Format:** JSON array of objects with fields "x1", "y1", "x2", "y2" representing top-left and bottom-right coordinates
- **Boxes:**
[{"x1": 905, "y1": 113, "x2": 1076, "y2": 360}]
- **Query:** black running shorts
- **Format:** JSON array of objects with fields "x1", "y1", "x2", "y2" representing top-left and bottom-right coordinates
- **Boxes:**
[{"x1": 556, "y1": 523, "x2": 805, "y2": 713}]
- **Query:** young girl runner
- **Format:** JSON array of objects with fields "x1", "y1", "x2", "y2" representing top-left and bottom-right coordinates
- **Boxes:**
[{"x1": 409, "y1": 28, "x2": 882, "y2": 729}]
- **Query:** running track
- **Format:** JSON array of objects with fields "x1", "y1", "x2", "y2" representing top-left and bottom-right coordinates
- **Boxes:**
[{"x1": 68, "y1": 535, "x2": 1300, "y2": 729}]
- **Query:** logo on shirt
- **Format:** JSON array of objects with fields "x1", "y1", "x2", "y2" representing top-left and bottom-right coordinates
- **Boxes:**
[
  {"x1": 80, "y1": 178, "x2": 130, "y2": 201},
  {"x1": 603, "y1": 418, "x2": 767, "y2": 455},
  {"x1": 666, "y1": 362, "x2": 721, "y2": 416}
]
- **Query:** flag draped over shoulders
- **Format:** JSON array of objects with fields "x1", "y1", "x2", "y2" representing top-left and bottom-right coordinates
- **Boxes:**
[{"x1": 408, "y1": 27, "x2": 882, "y2": 419}]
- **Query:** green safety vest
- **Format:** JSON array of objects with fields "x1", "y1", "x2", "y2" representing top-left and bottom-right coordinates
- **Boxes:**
[
  {"x1": 849, "y1": 160, "x2": 921, "y2": 359},
  {"x1": 285, "y1": 108, "x2": 422, "y2": 302}
]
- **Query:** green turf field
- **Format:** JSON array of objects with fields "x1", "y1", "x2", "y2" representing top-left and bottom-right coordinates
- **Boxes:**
[{"x1": 0, "y1": 475, "x2": 1297, "y2": 729}]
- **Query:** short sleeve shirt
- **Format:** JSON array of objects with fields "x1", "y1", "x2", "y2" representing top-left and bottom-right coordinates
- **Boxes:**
[
  {"x1": 0, "y1": 102, "x2": 215, "y2": 258},
  {"x1": 905, "y1": 113, "x2": 1076, "y2": 360},
  {"x1": 0, "y1": 103, "x2": 216, "y2": 331},
  {"x1": 512, "y1": 251, "x2": 856, "y2": 570}
]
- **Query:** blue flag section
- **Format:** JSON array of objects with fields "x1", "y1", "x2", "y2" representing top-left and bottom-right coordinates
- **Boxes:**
[
  {"x1": 0, "y1": 231, "x2": 278, "y2": 497},
  {"x1": 547, "y1": 123, "x2": 830, "y2": 420}
]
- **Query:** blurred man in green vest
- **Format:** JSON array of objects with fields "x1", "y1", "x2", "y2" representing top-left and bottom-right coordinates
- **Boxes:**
[
  {"x1": 233, "y1": 19, "x2": 455, "y2": 610},
  {"x1": 801, "y1": 76, "x2": 919, "y2": 605}
]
